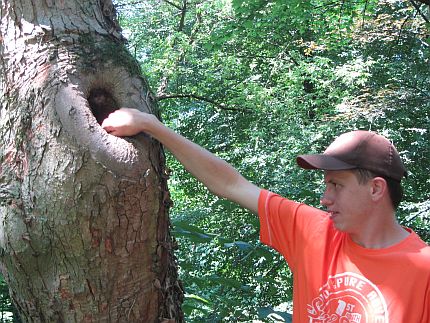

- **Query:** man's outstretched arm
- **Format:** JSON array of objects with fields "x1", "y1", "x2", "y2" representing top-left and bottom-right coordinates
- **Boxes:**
[{"x1": 102, "y1": 108, "x2": 261, "y2": 214}]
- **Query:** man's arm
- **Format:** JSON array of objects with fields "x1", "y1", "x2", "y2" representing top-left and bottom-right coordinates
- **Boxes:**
[{"x1": 102, "y1": 108, "x2": 261, "y2": 214}]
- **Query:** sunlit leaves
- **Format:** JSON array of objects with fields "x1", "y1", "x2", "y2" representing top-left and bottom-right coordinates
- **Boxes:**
[{"x1": 115, "y1": 0, "x2": 429, "y2": 321}]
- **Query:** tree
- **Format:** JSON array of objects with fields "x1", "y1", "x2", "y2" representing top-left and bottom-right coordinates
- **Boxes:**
[{"x1": 0, "y1": 1, "x2": 183, "y2": 321}]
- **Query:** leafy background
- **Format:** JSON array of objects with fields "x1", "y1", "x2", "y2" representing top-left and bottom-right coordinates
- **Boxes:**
[{"x1": 1, "y1": 0, "x2": 429, "y2": 321}]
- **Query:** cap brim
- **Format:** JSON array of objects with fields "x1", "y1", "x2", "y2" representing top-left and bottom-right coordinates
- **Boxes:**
[{"x1": 296, "y1": 154, "x2": 356, "y2": 171}]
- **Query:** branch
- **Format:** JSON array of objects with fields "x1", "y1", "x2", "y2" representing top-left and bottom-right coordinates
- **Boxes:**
[
  {"x1": 409, "y1": 0, "x2": 430, "y2": 23},
  {"x1": 156, "y1": 93, "x2": 250, "y2": 112},
  {"x1": 314, "y1": 1, "x2": 341, "y2": 10},
  {"x1": 115, "y1": 1, "x2": 144, "y2": 9},
  {"x1": 394, "y1": 16, "x2": 411, "y2": 50},
  {"x1": 362, "y1": 0, "x2": 369, "y2": 27},
  {"x1": 115, "y1": 0, "x2": 183, "y2": 10},
  {"x1": 338, "y1": 0, "x2": 347, "y2": 26},
  {"x1": 157, "y1": 0, "x2": 188, "y2": 95},
  {"x1": 178, "y1": 0, "x2": 187, "y2": 31},
  {"x1": 162, "y1": 0, "x2": 183, "y2": 10},
  {"x1": 413, "y1": 0, "x2": 430, "y2": 5},
  {"x1": 403, "y1": 82, "x2": 430, "y2": 99}
]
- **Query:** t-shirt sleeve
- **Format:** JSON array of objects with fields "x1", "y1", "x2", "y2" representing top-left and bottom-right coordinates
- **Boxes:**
[{"x1": 258, "y1": 189, "x2": 328, "y2": 271}]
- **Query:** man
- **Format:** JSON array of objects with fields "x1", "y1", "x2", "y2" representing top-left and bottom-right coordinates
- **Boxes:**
[{"x1": 102, "y1": 108, "x2": 430, "y2": 322}]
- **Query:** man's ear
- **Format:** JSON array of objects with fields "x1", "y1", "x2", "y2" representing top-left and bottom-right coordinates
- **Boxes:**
[{"x1": 370, "y1": 177, "x2": 387, "y2": 202}]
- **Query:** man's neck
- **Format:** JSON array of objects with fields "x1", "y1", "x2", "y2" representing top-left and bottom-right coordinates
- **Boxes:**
[{"x1": 350, "y1": 220, "x2": 410, "y2": 249}]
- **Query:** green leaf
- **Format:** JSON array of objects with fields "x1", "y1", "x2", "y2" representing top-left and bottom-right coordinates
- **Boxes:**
[
  {"x1": 172, "y1": 221, "x2": 216, "y2": 243},
  {"x1": 224, "y1": 241, "x2": 253, "y2": 251},
  {"x1": 257, "y1": 306, "x2": 292, "y2": 322},
  {"x1": 185, "y1": 293, "x2": 211, "y2": 305}
]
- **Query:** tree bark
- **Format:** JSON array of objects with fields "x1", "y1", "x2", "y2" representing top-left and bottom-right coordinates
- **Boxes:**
[{"x1": 0, "y1": 0, "x2": 183, "y2": 322}]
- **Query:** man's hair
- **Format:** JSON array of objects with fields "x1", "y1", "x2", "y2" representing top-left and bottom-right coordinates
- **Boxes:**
[{"x1": 353, "y1": 168, "x2": 403, "y2": 210}]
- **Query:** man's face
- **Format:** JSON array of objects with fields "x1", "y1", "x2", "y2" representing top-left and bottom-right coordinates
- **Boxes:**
[{"x1": 321, "y1": 170, "x2": 373, "y2": 234}]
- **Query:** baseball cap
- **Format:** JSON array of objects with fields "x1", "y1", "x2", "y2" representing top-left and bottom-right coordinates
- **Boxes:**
[{"x1": 296, "y1": 130, "x2": 407, "y2": 181}]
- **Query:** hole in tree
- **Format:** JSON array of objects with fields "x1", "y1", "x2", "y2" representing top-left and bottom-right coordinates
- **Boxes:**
[{"x1": 87, "y1": 88, "x2": 119, "y2": 125}]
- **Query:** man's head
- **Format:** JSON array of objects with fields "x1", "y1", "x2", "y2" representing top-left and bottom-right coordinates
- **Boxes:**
[{"x1": 296, "y1": 130, "x2": 407, "y2": 209}]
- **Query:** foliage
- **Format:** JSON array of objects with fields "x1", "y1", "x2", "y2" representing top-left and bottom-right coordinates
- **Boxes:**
[
  {"x1": 113, "y1": 0, "x2": 430, "y2": 321},
  {"x1": 0, "y1": 276, "x2": 18, "y2": 322}
]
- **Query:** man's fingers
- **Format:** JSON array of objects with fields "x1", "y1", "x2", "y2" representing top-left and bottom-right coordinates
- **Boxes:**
[
  {"x1": 101, "y1": 112, "x2": 121, "y2": 130},
  {"x1": 105, "y1": 128, "x2": 125, "y2": 137},
  {"x1": 101, "y1": 108, "x2": 141, "y2": 137},
  {"x1": 102, "y1": 125, "x2": 114, "y2": 133},
  {"x1": 108, "y1": 130, "x2": 121, "y2": 137},
  {"x1": 101, "y1": 116, "x2": 112, "y2": 129}
]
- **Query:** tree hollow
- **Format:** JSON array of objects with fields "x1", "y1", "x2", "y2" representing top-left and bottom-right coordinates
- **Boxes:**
[{"x1": 87, "y1": 87, "x2": 120, "y2": 124}]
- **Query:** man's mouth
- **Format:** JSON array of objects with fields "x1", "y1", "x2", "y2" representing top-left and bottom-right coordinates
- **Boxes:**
[{"x1": 328, "y1": 211, "x2": 339, "y2": 220}]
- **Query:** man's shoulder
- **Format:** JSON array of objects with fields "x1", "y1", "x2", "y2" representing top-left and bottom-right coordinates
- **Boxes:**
[
  {"x1": 259, "y1": 189, "x2": 327, "y2": 216},
  {"x1": 408, "y1": 232, "x2": 430, "y2": 264},
  {"x1": 410, "y1": 230, "x2": 430, "y2": 248}
]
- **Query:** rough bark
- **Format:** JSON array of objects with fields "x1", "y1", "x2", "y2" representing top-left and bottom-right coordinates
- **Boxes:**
[{"x1": 0, "y1": 0, "x2": 183, "y2": 322}]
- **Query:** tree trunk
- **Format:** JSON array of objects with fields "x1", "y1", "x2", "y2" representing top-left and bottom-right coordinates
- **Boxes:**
[{"x1": 0, "y1": 1, "x2": 183, "y2": 322}]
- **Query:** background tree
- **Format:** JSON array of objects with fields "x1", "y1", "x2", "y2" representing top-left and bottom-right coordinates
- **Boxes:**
[
  {"x1": 117, "y1": 0, "x2": 429, "y2": 321},
  {"x1": 0, "y1": 0, "x2": 182, "y2": 321}
]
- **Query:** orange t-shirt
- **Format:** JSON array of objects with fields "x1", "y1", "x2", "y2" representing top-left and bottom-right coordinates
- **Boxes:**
[{"x1": 258, "y1": 190, "x2": 430, "y2": 323}]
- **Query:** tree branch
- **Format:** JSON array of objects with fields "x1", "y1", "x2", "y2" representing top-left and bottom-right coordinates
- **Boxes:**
[
  {"x1": 156, "y1": 93, "x2": 250, "y2": 112},
  {"x1": 162, "y1": 0, "x2": 183, "y2": 11},
  {"x1": 115, "y1": 1, "x2": 144, "y2": 9},
  {"x1": 403, "y1": 82, "x2": 430, "y2": 99},
  {"x1": 362, "y1": 0, "x2": 369, "y2": 27},
  {"x1": 338, "y1": 0, "x2": 347, "y2": 26},
  {"x1": 409, "y1": 0, "x2": 430, "y2": 23},
  {"x1": 178, "y1": 0, "x2": 187, "y2": 31},
  {"x1": 393, "y1": 16, "x2": 411, "y2": 51},
  {"x1": 414, "y1": 0, "x2": 430, "y2": 5},
  {"x1": 156, "y1": 0, "x2": 188, "y2": 96}
]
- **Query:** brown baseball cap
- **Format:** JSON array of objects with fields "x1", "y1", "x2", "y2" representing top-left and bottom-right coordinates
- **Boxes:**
[{"x1": 296, "y1": 130, "x2": 407, "y2": 181}]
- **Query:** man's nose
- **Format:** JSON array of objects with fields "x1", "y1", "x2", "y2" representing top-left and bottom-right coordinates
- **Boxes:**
[{"x1": 320, "y1": 190, "x2": 333, "y2": 207}]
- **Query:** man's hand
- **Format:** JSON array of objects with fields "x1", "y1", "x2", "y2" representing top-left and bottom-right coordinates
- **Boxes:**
[{"x1": 102, "y1": 108, "x2": 155, "y2": 137}]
